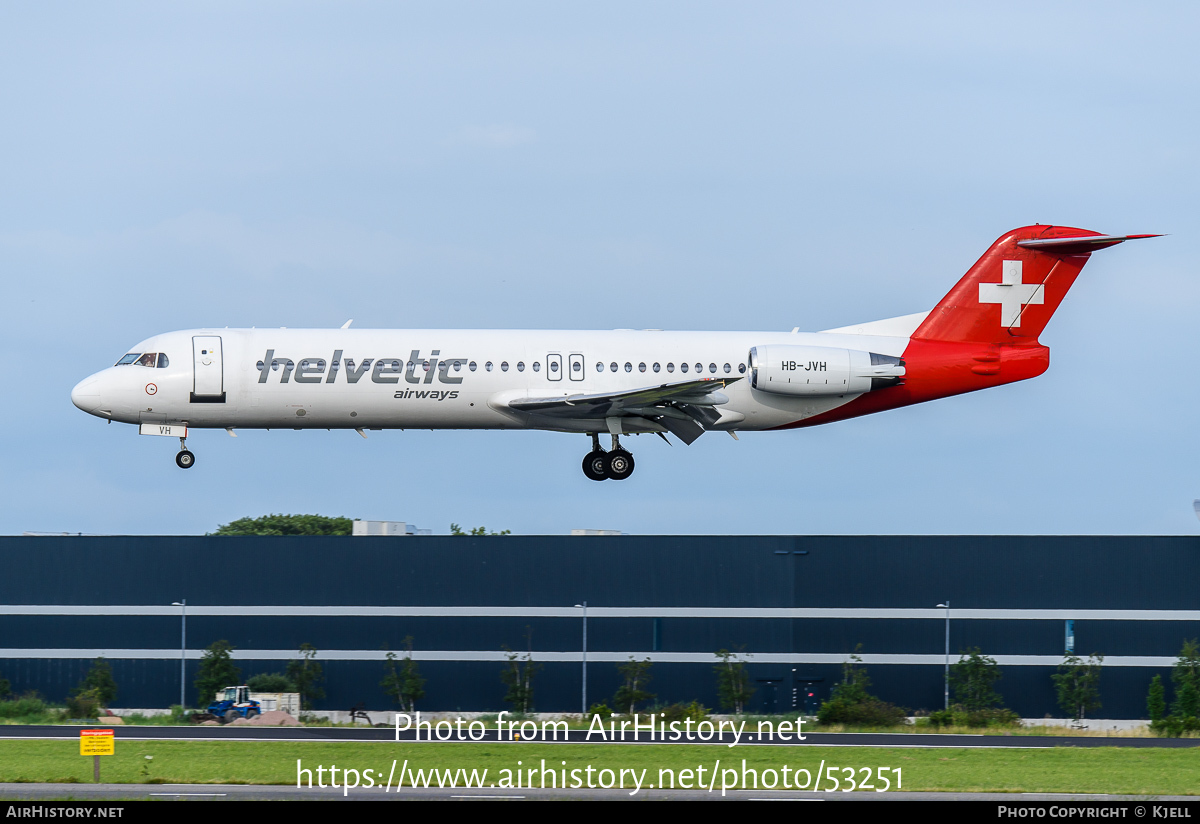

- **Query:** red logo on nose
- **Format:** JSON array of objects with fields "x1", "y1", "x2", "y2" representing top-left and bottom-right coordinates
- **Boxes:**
[{"x1": 145, "y1": 384, "x2": 157, "y2": 395}]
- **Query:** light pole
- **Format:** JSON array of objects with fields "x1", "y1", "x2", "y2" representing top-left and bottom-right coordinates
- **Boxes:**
[
  {"x1": 936, "y1": 601, "x2": 949, "y2": 710},
  {"x1": 574, "y1": 602, "x2": 587, "y2": 714},
  {"x1": 171, "y1": 600, "x2": 186, "y2": 710}
]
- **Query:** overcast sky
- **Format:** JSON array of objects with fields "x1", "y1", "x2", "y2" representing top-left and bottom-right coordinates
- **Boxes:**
[{"x1": 1, "y1": 2, "x2": 1196, "y2": 536}]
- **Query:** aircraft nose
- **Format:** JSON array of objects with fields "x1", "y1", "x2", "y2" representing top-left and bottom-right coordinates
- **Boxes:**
[{"x1": 71, "y1": 375, "x2": 102, "y2": 414}]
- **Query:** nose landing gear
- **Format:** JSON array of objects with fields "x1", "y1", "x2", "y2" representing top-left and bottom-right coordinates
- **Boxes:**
[
  {"x1": 582, "y1": 433, "x2": 634, "y2": 481},
  {"x1": 176, "y1": 436, "x2": 195, "y2": 469}
]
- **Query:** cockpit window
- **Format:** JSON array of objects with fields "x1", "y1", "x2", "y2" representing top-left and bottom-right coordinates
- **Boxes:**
[
  {"x1": 116, "y1": 354, "x2": 141, "y2": 366},
  {"x1": 135, "y1": 353, "x2": 158, "y2": 367},
  {"x1": 157, "y1": 354, "x2": 169, "y2": 368}
]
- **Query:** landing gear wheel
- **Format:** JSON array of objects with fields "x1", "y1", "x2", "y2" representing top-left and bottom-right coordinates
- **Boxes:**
[
  {"x1": 604, "y1": 449, "x2": 635, "y2": 480},
  {"x1": 175, "y1": 450, "x2": 195, "y2": 469},
  {"x1": 582, "y1": 451, "x2": 608, "y2": 481}
]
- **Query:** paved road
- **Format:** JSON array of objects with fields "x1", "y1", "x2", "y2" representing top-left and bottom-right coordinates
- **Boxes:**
[
  {"x1": 2, "y1": 724, "x2": 1197, "y2": 748},
  {"x1": 2, "y1": 782, "x2": 1198, "y2": 802}
]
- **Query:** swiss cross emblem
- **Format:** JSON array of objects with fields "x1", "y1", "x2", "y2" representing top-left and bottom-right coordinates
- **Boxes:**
[{"x1": 978, "y1": 260, "x2": 1044, "y2": 328}]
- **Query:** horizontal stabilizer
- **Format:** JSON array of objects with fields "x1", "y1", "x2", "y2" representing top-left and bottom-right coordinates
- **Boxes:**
[{"x1": 1016, "y1": 234, "x2": 1162, "y2": 255}]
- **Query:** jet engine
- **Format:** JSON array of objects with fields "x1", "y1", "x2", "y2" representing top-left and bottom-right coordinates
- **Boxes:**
[{"x1": 748, "y1": 345, "x2": 905, "y2": 397}]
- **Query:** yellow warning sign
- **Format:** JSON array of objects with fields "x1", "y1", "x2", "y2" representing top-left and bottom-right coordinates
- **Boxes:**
[{"x1": 80, "y1": 729, "x2": 115, "y2": 756}]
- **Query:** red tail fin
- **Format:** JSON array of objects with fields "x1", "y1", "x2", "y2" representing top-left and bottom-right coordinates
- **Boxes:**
[{"x1": 913, "y1": 226, "x2": 1159, "y2": 344}]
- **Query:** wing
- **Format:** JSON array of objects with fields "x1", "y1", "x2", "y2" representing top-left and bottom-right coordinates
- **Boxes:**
[{"x1": 506, "y1": 376, "x2": 743, "y2": 444}]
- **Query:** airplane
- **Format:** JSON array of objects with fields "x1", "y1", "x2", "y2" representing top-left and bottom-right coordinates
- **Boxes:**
[{"x1": 71, "y1": 225, "x2": 1158, "y2": 480}]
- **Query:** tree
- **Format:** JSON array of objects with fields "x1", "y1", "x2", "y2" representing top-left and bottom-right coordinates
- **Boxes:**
[
  {"x1": 1151, "y1": 640, "x2": 1200, "y2": 737},
  {"x1": 382, "y1": 637, "x2": 426, "y2": 713},
  {"x1": 949, "y1": 648, "x2": 1004, "y2": 712},
  {"x1": 1170, "y1": 638, "x2": 1200, "y2": 720},
  {"x1": 1147, "y1": 674, "x2": 1166, "y2": 723},
  {"x1": 613, "y1": 657, "x2": 655, "y2": 715},
  {"x1": 246, "y1": 673, "x2": 296, "y2": 693},
  {"x1": 500, "y1": 629, "x2": 540, "y2": 715},
  {"x1": 450, "y1": 523, "x2": 511, "y2": 536},
  {"x1": 1052, "y1": 653, "x2": 1103, "y2": 721},
  {"x1": 0, "y1": 671, "x2": 12, "y2": 701},
  {"x1": 78, "y1": 658, "x2": 118, "y2": 706},
  {"x1": 212, "y1": 514, "x2": 353, "y2": 536},
  {"x1": 286, "y1": 643, "x2": 326, "y2": 710},
  {"x1": 714, "y1": 648, "x2": 755, "y2": 714},
  {"x1": 195, "y1": 641, "x2": 241, "y2": 706}
]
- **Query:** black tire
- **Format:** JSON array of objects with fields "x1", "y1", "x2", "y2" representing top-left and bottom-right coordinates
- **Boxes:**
[
  {"x1": 175, "y1": 450, "x2": 195, "y2": 469},
  {"x1": 245, "y1": 708, "x2": 259, "y2": 720},
  {"x1": 582, "y1": 451, "x2": 608, "y2": 481},
  {"x1": 221, "y1": 710, "x2": 238, "y2": 724},
  {"x1": 604, "y1": 450, "x2": 635, "y2": 480}
]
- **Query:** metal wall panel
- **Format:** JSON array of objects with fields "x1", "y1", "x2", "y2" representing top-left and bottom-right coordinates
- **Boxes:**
[{"x1": 0, "y1": 536, "x2": 1195, "y2": 718}]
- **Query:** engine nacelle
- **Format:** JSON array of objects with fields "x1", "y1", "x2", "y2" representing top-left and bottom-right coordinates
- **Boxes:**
[{"x1": 748, "y1": 345, "x2": 905, "y2": 397}]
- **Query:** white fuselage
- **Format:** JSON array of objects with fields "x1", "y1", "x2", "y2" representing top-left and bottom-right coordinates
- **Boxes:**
[{"x1": 71, "y1": 327, "x2": 911, "y2": 435}]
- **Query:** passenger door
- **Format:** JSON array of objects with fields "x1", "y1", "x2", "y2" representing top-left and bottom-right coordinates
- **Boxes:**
[{"x1": 192, "y1": 336, "x2": 226, "y2": 402}]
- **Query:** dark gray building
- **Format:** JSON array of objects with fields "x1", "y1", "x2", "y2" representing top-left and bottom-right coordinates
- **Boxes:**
[{"x1": 0, "y1": 535, "x2": 1195, "y2": 717}]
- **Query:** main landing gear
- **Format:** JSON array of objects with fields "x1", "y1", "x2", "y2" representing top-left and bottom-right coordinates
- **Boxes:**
[
  {"x1": 582, "y1": 433, "x2": 635, "y2": 481},
  {"x1": 176, "y1": 436, "x2": 195, "y2": 470}
]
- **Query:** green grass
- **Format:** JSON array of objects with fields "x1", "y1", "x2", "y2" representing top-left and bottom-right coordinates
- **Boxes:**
[{"x1": 0, "y1": 740, "x2": 1196, "y2": 795}]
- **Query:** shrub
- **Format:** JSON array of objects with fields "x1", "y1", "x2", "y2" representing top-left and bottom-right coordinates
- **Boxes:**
[
  {"x1": 927, "y1": 706, "x2": 1021, "y2": 729},
  {"x1": 658, "y1": 701, "x2": 710, "y2": 724},
  {"x1": 65, "y1": 689, "x2": 101, "y2": 720},
  {"x1": 0, "y1": 694, "x2": 50, "y2": 720},
  {"x1": 818, "y1": 695, "x2": 908, "y2": 727},
  {"x1": 587, "y1": 703, "x2": 614, "y2": 722},
  {"x1": 247, "y1": 673, "x2": 296, "y2": 693},
  {"x1": 816, "y1": 650, "x2": 907, "y2": 727}
]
